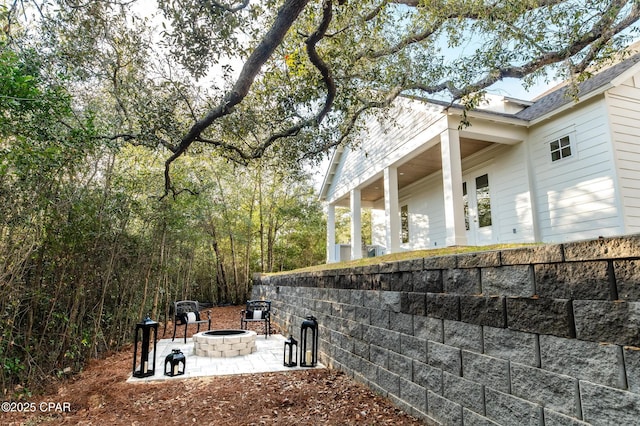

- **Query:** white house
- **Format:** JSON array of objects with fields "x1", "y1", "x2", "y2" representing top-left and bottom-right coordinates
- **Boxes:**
[{"x1": 319, "y1": 52, "x2": 640, "y2": 262}]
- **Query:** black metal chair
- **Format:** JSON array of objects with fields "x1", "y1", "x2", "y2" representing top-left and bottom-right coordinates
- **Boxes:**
[
  {"x1": 240, "y1": 300, "x2": 271, "y2": 338},
  {"x1": 172, "y1": 300, "x2": 211, "y2": 343}
]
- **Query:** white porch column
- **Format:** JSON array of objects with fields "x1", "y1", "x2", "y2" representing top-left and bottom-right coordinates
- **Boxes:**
[
  {"x1": 350, "y1": 189, "x2": 363, "y2": 260},
  {"x1": 440, "y1": 128, "x2": 468, "y2": 246},
  {"x1": 384, "y1": 166, "x2": 401, "y2": 253},
  {"x1": 326, "y1": 203, "x2": 336, "y2": 263}
]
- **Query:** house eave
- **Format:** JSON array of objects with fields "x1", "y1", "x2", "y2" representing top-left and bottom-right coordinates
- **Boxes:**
[
  {"x1": 527, "y1": 83, "x2": 612, "y2": 126},
  {"x1": 319, "y1": 145, "x2": 344, "y2": 202},
  {"x1": 444, "y1": 106, "x2": 530, "y2": 127}
]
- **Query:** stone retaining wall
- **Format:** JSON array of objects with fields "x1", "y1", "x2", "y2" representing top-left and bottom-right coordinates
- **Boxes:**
[{"x1": 252, "y1": 235, "x2": 640, "y2": 425}]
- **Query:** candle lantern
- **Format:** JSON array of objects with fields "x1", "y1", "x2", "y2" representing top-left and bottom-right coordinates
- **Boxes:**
[
  {"x1": 164, "y1": 349, "x2": 186, "y2": 377},
  {"x1": 283, "y1": 335, "x2": 298, "y2": 367},
  {"x1": 299, "y1": 315, "x2": 318, "y2": 367},
  {"x1": 132, "y1": 316, "x2": 158, "y2": 378}
]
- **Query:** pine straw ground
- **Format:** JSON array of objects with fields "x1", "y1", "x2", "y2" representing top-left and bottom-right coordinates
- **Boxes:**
[{"x1": 4, "y1": 305, "x2": 425, "y2": 425}]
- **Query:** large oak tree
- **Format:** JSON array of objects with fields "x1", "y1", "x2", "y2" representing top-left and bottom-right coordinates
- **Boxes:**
[{"x1": 9, "y1": 0, "x2": 640, "y2": 195}]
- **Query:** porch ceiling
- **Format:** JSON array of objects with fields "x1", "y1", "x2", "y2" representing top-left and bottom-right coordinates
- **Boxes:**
[{"x1": 359, "y1": 138, "x2": 492, "y2": 203}]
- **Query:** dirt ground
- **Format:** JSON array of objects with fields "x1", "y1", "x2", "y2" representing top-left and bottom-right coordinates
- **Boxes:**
[{"x1": 4, "y1": 305, "x2": 425, "y2": 425}]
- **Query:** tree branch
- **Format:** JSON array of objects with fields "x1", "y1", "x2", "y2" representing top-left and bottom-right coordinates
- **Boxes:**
[
  {"x1": 405, "y1": 0, "x2": 640, "y2": 99},
  {"x1": 305, "y1": 0, "x2": 336, "y2": 123},
  {"x1": 163, "y1": 0, "x2": 311, "y2": 198}
]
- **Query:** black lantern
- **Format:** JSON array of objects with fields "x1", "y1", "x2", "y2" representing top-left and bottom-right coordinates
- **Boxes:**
[
  {"x1": 299, "y1": 315, "x2": 318, "y2": 367},
  {"x1": 164, "y1": 349, "x2": 186, "y2": 377},
  {"x1": 283, "y1": 335, "x2": 298, "y2": 367},
  {"x1": 132, "y1": 316, "x2": 158, "y2": 378}
]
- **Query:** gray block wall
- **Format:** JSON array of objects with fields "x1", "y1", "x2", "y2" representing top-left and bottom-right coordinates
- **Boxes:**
[{"x1": 252, "y1": 235, "x2": 640, "y2": 426}]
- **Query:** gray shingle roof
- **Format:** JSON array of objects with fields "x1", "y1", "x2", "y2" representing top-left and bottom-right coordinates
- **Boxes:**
[{"x1": 515, "y1": 52, "x2": 640, "y2": 121}]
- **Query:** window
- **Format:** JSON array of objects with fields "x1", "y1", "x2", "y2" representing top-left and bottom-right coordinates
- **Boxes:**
[
  {"x1": 550, "y1": 135, "x2": 572, "y2": 162},
  {"x1": 475, "y1": 174, "x2": 492, "y2": 227},
  {"x1": 462, "y1": 182, "x2": 470, "y2": 230},
  {"x1": 401, "y1": 205, "x2": 409, "y2": 243}
]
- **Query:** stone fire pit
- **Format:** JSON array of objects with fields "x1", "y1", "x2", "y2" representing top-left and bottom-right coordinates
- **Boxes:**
[{"x1": 193, "y1": 329, "x2": 257, "y2": 357}]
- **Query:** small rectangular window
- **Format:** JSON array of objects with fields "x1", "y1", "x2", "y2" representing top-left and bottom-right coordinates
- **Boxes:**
[
  {"x1": 462, "y1": 182, "x2": 469, "y2": 231},
  {"x1": 550, "y1": 135, "x2": 572, "y2": 162},
  {"x1": 475, "y1": 174, "x2": 492, "y2": 228},
  {"x1": 401, "y1": 205, "x2": 409, "y2": 243}
]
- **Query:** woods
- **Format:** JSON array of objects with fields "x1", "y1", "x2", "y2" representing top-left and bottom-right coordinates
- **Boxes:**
[{"x1": 2, "y1": 0, "x2": 639, "y2": 395}]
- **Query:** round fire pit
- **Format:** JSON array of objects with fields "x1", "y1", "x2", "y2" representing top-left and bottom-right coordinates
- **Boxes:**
[{"x1": 192, "y1": 329, "x2": 257, "y2": 357}]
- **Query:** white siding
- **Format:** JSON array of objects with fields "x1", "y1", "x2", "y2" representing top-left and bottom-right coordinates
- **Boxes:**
[
  {"x1": 379, "y1": 143, "x2": 536, "y2": 249},
  {"x1": 527, "y1": 99, "x2": 623, "y2": 242},
  {"x1": 326, "y1": 98, "x2": 446, "y2": 203},
  {"x1": 482, "y1": 144, "x2": 536, "y2": 243},
  {"x1": 399, "y1": 174, "x2": 447, "y2": 249},
  {"x1": 607, "y1": 74, "x2": 640, "y2": 233}
]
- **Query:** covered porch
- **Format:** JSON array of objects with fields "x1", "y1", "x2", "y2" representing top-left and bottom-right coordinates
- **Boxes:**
[{"x1": 324, "y1": 112, "x2": 527, "y2": 263}]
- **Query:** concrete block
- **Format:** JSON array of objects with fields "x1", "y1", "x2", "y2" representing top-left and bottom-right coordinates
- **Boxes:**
[
  {"x1": 380, "y1": 291, "x2": 402, "y2": 313},
  {"x1": 564, "y1": 235, "x2": 640, "y2": 261},
  {"x1": 388, "y1": 351, "x2": 413, "y2": 380},
  {"x1": 331, "y1": 330, "x2": 354, "y2": 352},
  {"x1": 336, "y1": 289, "x2": 351, "y2": 304},
  {"x1": 412, "y1": 269, "x2": 443, "y2": 293},
  {"x1": 401, "y1": 292, "x2": 426, "y2": 315},
  {"x1": 483, "y1": 327, "x2": 539, "y2": 367},
  {"x1": 443, "y1": 371, "x2": 484, "y2": 414},
  {"x1": 444, "y1": 320, "x2": 483, "y2": 352},
  {"x1": 614, "y1": 259, "x2": 640, "y2": 300},
  {"x1": 460, "y1": 295, "x2": 506, "y2": 328},
  {"x1": 350, "y1": 289, "x2": 364, "y2": 306},
  {"x1": 414, "y1": 315, "x2": 443, "y2": 342},
  {"x1": 535, "y1": 261, "x2": 611, "y2": 300},
  {"x1": 389, "y1": 311, "x2": 414, "y2": 335},
  {"x1": 354, "y1": 339, "x2": 369, "y2": 359},
  {"x1": 457, "y1": 251, "x2": 501, "y2": 268},
  {"x1": 540, "y1": 335, "x2": 625, "y2": 389},
  {"x1": 428, "y1": 341, "x2": 461, "y2": 376},
  {"x1": 482, "y1": 265, "x2": 533, "y2": 297},
  {"x1": 414, "y1": 360, "x2": 443, "y2": 393},
  {"x1": 427, "y1": 293, "x2": 460, "y2": 321},
  {"x1": 379, "y1": 272, "x2": 399, "y2": 291},
  {"x1": 443, "y1": 268, "x2": 481, "y2": 294},
  {"x1": 401, "y1": 334, "x2": 427, "y2": 362},
  {"x1": 510, "y1": 361, "x2": 579, "y2": 417},
  {"x1": 580, "y1": 380, "x2": 640, "y2": 425},
  {"x1": 462, "y1": 409, "x2": 501, "y2": 426},
  {"x1": 428, "y1": 390, "x2": 463, "y2": 426},
  {"x1": 461, "y1": 350, "x2": 510, "y2": 393},
  {"x1": 624, "y1": 345, "x2": 640, "y2": 393},
  {"x1": 371, "y1": 327, "x2": 401, "y2": 352},
  {"x1": 360, "y1": 359, "x2": 377, "y2": 382},
  {"x1": 543, "y1": 409, "x2": 590, "y2": 426},
  {"x1": 343, "y1": 318, "x2": 361, "y2": 339},
  {"x1": 424, "y1": 255, "x2": 457, "y2": 270},
  {"x1": 506, "y1": 297, "x2": 575, "y2": 338},
  {"x1": 400, "y1": 378, "x2": 427, "y2": 415},
  {"x1": 500, "y1": 244, "x2": 564, "y2": 265},
  {"x1": 573, "y1": 300, "x2": 640, "y2": 346},
  {"x1": 354, "y1": 306, "x2": 370, "y2": 324},
  {"x1": 484, "y1": 388, "x2": 543, "y2": 426},
  {"x1": 380, "y1": 261, "x2": 398, "y2": 273},
  {"x1": 362, "y1": 290, "x2": 380, "y2": 308},
  {"x1": 370, "y1": 308, "x2": 390, "y2": 328},
  {"x1": 377, "y1": 366, "x2": 400, "y2": 397}
]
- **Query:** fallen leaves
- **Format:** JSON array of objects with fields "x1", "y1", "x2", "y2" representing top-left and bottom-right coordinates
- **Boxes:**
[{"x1": 4, "y1": 306, "x2": 425, "y2": 425}]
